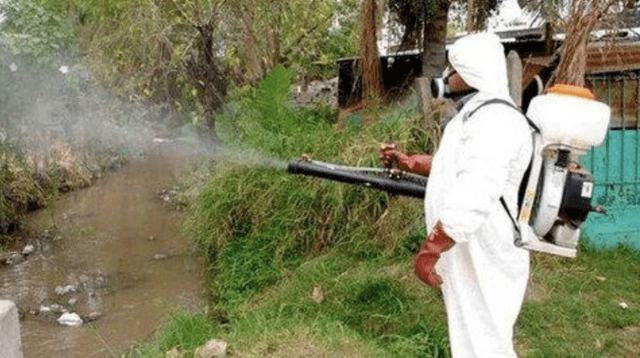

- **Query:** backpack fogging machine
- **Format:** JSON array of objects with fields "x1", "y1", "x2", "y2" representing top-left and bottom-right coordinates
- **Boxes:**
[
  {"x1": 515, "y1": 85, "x2": 610, "y2": 257},
  {"x1": 287, "y1": 85, "x2": 610, "y2": 258}
]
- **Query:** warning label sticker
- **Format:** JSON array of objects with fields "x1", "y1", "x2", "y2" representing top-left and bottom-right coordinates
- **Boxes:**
[{"x1": 582, "y1": 182, "x2": 594, "y2": 198}]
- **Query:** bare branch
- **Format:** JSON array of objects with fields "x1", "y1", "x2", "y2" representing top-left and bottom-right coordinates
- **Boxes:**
[{"x1": 167, "y1": 0, "x2": 198, "y2": 28}]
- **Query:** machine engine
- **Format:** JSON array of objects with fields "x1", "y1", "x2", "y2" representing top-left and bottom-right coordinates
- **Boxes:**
[{"x1": 517, "y1": 85, "x2": 611, "y2": 257}]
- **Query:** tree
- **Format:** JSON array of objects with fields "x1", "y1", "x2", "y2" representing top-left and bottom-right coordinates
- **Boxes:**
[
  {"x1": 223, "y1": 0, "x2": 336, "y2": 84},
  {"x1": 389, "y1": 0, "x2": 635, "y2": 88},
  {"x1": 62, "y1": 0, "x2": 340, "y2": 139},
  {"x1": 422, "y1": 0, "x2": 452, "y2": 79},
  {"x1": 0, "y1": 0, "x2": 75, "y2": 59},
  {"x1": 466, "y1": 0, "x2": 503, "y2": 32},
  {"x1": 519, "y1": 0, "x2": 638, "y2": 86},
  {"x1": 168, "y1": 0, "x2": 227, "y2": 140},
  {"x1": 387, "y1": 0, "x2": 450, "y2": 79},
  {"x1": 387, "y1": 0, "x2": 504, "y2": 79},
  {"x1": 0, "y1": 0, "x2": 76, "y2": 133},
  {"x1": 360, "y1": 0, "x2": 385, "y2": 102}
]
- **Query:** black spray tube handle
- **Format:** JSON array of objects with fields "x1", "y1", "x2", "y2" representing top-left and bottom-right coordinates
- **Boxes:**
[{"x1": 287, "y1": 160, "x2": 427, "y2": 199}]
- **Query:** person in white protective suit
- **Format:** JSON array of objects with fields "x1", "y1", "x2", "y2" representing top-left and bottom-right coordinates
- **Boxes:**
[{"x1": 380, "y1": 32, "x2": 532, "y2": 358}]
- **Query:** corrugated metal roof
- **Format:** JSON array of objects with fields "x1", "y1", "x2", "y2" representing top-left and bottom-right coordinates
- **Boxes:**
[
  {"x1": 587, "y1": 42, "x2": 640, "y2": 73},
  {"x1": 514, "y1": 41, "x2": 640, "y2": 80}
]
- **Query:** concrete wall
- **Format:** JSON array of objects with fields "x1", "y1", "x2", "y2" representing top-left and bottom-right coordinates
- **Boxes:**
[
  {"x1": 583, "y1": 124, "x2": 640, "y2": 250},
  {"x1": 0, "y1": 300, "x2": 23, "y2": 358}
]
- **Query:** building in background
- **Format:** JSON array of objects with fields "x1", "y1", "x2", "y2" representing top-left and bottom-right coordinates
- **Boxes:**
[{"x1": 338, "y1": 10, "x2": 640, "y2": 250}]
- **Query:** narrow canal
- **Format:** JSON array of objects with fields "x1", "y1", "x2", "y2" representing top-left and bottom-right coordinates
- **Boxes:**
[{"x1": 0, "y1": 148, "x2": 205, "y2": 357}]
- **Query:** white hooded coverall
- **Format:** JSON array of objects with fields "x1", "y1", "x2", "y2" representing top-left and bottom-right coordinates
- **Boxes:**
[{"x1": 425, "y1": 33, "x2": 532, "y2": 358}]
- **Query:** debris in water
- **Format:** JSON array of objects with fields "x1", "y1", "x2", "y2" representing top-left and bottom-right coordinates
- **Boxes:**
[
  {"x1": 0, "y1": 252, "x2": 24, "y2": 266},
  {"x1": 58, "y1": 312, "x2": 83, "y2": 327},
  {"x1": 55, "y1": 285, "x2": 77, "y2": 296},
  {"x1": 84, "y1": 311, "x2": 103, "y2": 322},
  {"x1": 22, "y1": 245, "x2": 35, "y2": 256},
  {"x1": 39, "y1": 306, "x2": 52, "y2": 314},
  {"x1": 40, "y1": 304, "x2": 65, "y2": 314}
]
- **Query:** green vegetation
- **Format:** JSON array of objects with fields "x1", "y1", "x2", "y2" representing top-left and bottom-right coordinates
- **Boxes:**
[
  {"x1": 518, "y1": 246, "x2": 640, "y2": 358},
  {"x1": 64, "y1": 0, "x2": 358, "y2": 131},
  {"x1": 190, "y1": 66, "x2": 433, "y2": 304},
  {"x1": 129, "y1": 67, "x2": 640, "y2": 358},
  {"x1": 161, "y1": 66, "x2": 450, "y2": 357},
  {"x1": 0, "y1": 137, "x2": 129, "y2": 244},
  {"x1": 1, "y1": 1, "x2": 639, "y2": 357},
  {"x1": 0, "y1": 0, "x2": 75, "y2": 59}
]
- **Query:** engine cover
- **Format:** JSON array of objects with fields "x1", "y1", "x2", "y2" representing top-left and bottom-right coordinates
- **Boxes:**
[{"x1": 559, "y1": 169, "x2": 594, "y2": 224}]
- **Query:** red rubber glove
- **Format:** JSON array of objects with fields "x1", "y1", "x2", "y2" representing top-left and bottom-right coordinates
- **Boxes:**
[
  {"x1": 379, "y1": 144, "x2": 432, "y2": 176},
  {"x1": 414, "y1": 221, "x2": 455, "y2": 288}
]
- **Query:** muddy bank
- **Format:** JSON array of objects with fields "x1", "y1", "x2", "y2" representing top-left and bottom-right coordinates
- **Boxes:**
[{"x1": 0, "y1": 149, "x2": 205, "y2": 358}]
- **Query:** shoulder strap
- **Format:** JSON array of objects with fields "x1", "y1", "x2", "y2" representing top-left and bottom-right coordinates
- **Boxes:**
[
  {"x1": 464, "y1": 98, "x2": 539, "y2": 247},
  {"x1": 500, "y1": 196, "x2": 522, "y2": 246},
  {"x1": 465, "y1": 98, "x2": 541, "y2": 134}
]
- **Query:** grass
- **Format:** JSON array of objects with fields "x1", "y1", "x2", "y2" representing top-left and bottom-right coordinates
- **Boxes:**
[
  {"x1": 132, "y1": 244, "x2": 640, "y2": 358},
  {"x1": 0, "y1": 139, "x2": 127, "y2": 246},
  {"x1": 1, "y1": 142, "x2": 48, "y2": 241},
  {"x1": 129, "y1": 67, "x2": 640, "y2": 358},
  {"x1": 129, "y1": 312, "x2": 220, "y2": 357},
  {"x1": 132, "y1": 252, "x2": 450, "y2": 358},
  {"x1": 517, "y1": 245, "x2": 640, "y2": 358}
]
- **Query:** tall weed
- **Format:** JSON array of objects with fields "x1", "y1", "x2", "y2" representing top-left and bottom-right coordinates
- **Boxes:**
[
  {"x1": 216, "y1": 66, "x2": 344, "y2": 159},
  {"x1": 0, "y1": 142, "x2": 44, "y2": 237},
  {"x1": 137, "y1": 67, "x2": 640, "y2": 358},
  {"x1": 182, "y1": 66, "x2": 443, "y2": 356}
]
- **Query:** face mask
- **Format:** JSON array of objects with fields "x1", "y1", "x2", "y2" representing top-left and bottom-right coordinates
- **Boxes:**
[{"x1": 430, "y1": 66, "x2": 476, "y2": 100}]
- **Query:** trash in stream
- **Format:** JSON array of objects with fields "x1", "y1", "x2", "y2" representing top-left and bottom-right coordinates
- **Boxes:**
[{"x1": 57, "y1": 312, "x2": 83, "y2": 327}]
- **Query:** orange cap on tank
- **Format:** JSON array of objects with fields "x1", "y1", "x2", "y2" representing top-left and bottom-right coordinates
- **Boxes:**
[{"x1": 547, "y1": 84, "x2": 595, "y2": 100}]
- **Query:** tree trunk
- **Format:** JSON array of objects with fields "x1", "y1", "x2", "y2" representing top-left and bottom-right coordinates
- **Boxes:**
[
  {"x1": 466, "y1": 0, "x2": 493, "y2": 32},
  {"x1": 466, "y1": 0, "x2": 476, "y2": 32},
  {"x1": 184, "y1": 21, "x2": 227, "y2": 141},
  {"x1": 422, "y1": 1, "x2": 450, "y2": 80},
  {"x1": 360, "y1": 0, "x2": 384, "y2": 102},
  {"x1": 229, "y1": 1, "x2": 262, "y2": 84},
  {"x1": 553, "y1": 0, "x2": 618, "y2": 87},
  {"x1": 416, "y1": 1, "x2": 450, "y2": 149}
]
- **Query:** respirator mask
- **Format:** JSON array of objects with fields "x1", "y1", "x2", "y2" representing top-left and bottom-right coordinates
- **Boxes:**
[{"x1": 430, "y1": 66, "x2": 477, "y2": 101}]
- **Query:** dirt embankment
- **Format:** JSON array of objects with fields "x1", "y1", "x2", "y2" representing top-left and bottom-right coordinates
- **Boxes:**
[{"x1": 1, "y1": 141, "x2": 128, "y2": 246}]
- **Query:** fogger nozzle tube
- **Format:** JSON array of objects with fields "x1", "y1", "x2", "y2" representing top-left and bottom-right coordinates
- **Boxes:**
[{"x1": 287, "y1": 160, "x2": 427, "y2": 199}]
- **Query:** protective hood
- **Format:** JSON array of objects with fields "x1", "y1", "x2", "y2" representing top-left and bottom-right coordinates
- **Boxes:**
[{"x1": 448, "y1": 32, "x2": 510, "y2": 97}]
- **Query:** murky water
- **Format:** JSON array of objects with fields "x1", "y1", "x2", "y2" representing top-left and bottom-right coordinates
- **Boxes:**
[{"x1": 0, "y1": 149, "x2": 205, "y2": 358}]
